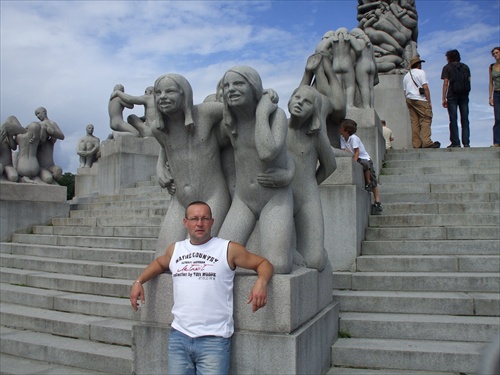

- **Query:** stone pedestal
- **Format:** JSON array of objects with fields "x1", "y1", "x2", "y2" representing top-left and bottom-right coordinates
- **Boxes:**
[
  {"x1": 320, "y1": 153, "x2": 371, "y2": 272},
  {"x1": 75, "y1": 164, "x2": 98, "y2": 198},
  {"x1": 98, "y1": 136, "x2": 160, "y2": 196},
  {"x1": 0, "y1": 181, "x2": 69, "y2": 241},
  {"x1": 134, "y1": 266, "x2": 338, "y2": 375},
  {"x1": 374, "y1": 74, "x2": 412, "y2": 150}
]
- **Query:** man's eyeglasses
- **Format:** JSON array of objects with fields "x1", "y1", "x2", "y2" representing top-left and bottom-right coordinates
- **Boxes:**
[{"x1": 186, "y1": 217, "x2": 212, "y2": 223}]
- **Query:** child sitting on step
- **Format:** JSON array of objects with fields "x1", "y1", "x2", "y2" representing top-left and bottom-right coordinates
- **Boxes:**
[{"x1": 340, "y1": 118, "x2": 383, "y2": 214}]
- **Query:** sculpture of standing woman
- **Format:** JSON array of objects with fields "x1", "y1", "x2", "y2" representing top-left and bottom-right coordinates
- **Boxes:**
[{"x1": 218, "y1": 66, "x2": 294, "y2": 274}]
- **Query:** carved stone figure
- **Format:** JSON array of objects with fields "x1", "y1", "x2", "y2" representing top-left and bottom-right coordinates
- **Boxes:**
[
  {"x1": 35, "y1": 107, "x2": 64, "y2": 184},
  {"x1": 287, "y1": 85, "x2": 337, "y2": 271},
  {"x1": 108, "y1": 84, "x2": 138, "y2": 136},
  {"x1": 0, "y1": 116, "x2": 27, "y2": 182},
  {"x1": 300, "y1": 33, "x2": 346, "y2": 147},
  {"x1": 217, "y1": 66, "x2": 294, "y2": 274},
  {"x1": 16, "y1": 121, "x2": 42, "y2": 184},
  {"x1": 330, "y1": 28, "x2": 358, "y2": 108},
  {"x1": 151, "y1": 73, "x2": 231, "y2": 257},
  {"x1": 357, "y1": 0, "x2": 419, "y2": 73},
  {"x1": 110, "y1": 86, "x2": 154, "y2": 138},
  {"x1": 350, "y1": 27, "x2": 379, "y2": 108},
  {"x1": 77, "y1": 124, "x2": 101, "y2": 168}
]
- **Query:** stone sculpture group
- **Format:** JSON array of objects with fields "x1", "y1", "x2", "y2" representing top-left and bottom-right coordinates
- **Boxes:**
[
  {"x1": 0, "y1": 108, "x2": 65, "y2": 184},
  {"x1": 105, "y1": 24, "x2": 393, "y2": 275}
]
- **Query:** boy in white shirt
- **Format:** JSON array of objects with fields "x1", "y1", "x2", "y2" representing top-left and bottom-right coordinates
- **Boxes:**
[{"x1": 340, "y1": 119, "x2": 383, "y2": 214}]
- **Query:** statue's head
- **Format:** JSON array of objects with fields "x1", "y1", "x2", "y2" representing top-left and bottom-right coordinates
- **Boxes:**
[
  {"x1": 288, "y1": 86, "x2": 322, "y2": 134},
  {"x1": 222, "y1": 66, "x2": 263, "y2": 133},
  {"x1": 153, "y1": 73, "x2": 194, "y2": 131},
  {"x1": 114, "y1": 84, "x2": 124, "y2": 92},
  {"x1": 35, "y1": 107, "x2": 47, "y2": 121},
  {"x1": 145, "y1": 86, "x2": 154, "y2": 95},
  {"x1": 86, "y1": 124, "x2": 94, "y2": 134}
]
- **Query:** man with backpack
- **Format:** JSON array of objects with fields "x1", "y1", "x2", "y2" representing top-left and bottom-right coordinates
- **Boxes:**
[{"x1": 441, "y1": 49, "x2": 471, "y2": 148}]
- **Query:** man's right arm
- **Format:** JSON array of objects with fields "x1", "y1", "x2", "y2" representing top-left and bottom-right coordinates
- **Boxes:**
[{"x1": 129, "y1": 245, "x2": 173, "y2": 311}]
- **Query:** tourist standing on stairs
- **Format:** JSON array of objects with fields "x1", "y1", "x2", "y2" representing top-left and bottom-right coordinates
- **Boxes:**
[
  {"x1": 441, "y1": 49, "x2": 471, "y2": 148},
  {"x1": 130, "y1": 201, "x2": 273, "y2": 375},
  {"x1": 382, "y1": 120, "x2": 394, "y2": 150},
  {"x1": 489, "y1": 46, "x2": 500, "y2": 147},
  {"x1": 403, "y1": 56, "x2": 441, "y2": 149}
]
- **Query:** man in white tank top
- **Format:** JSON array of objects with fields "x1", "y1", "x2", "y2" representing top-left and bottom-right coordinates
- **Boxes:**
[{"x1": 130, "y1": 201, "x2": 274, "y2": 375}]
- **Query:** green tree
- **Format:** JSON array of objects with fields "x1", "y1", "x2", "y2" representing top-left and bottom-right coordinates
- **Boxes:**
[{"x1": 58, "y1": 172, "x2": 75, "y2": 200}]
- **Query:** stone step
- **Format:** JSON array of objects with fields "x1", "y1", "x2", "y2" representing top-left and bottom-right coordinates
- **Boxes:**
[
  {"x1": 10, "y1": 233, "x2": 157, "y2": 250},
  {"x1": 369, "y1": 213, "x2": 499, "y2": 227},
  {"x1": 0, "y1": 353, "x2": 115, "y2": 375},
  {"x1": 1, "y1": 243, "x2": 154, "y2": 264},
  {"x1": 379, "y1": 172, "x2": 499, "y2": 184},
  {"x1": 0, "y1": 268, "x2": 132, "y2": 298},
  {"x1": 328, "y1": 368, "x2": 454, "y2": 375},
  {"x1": 0, "y1": 326, "x2": 132, "y2": 374},
  {"x1": 335, "y1": 271, "x2": 499, "y2": 292},
  {"x1": 356, "y1": 255, "x2": 500, "y2": 273},
  {"x1": 331, "y1": 338, "x2": 485, "y2": 373},
  {"x1": 0, "y1": 302, "x2": 135, "y2": 346},
  {"x1": 338, "y1": 312, "x2": 500, "y2": 342},
  {"x1": 69, "y1": 207, "x2": 167, "y2": 218},
  {"x1": 70, "y1": 198, "x2": 168, "y2": 210},
  {"x1": 379, "y1": 191, "x2": 498, "y2": 204},
  {"x1": 384, "y1": 147, "x2": 500, "y2": 160},
  {"x1": 51, "y1": 216, "x2": 163, "y2": 227},
  {"x1": 119, "y1": 185, "x2": 165, "y2": 195},
  {"x1": 361, "y1": 239, "x2": 499, "y2": 255},
  {"x1": 32, "y1": 225, "x2": 161, "y2": 238},
  {"x1": 379, "y1": 181, "x2": 499, "y2": 194},
  {"x1": 74, "y1": 191, "x2": 166, "y2": 203},
  {"x1": 0, "y1": 283, "x2": 139, "y2": 321},
  {"x1": 0, "y1": 253, "x2": 144, "y2": 279},
  {"x1": 382, "y1": 165, "x2": 499, "y2": 176},
  {"x1": 332, "y1": 290, "x2": 499, "y2": 316},
  {"x1": 384, "y1": 158, "x2": 500, "y2": 169},
  {"x1": 378, "y1": 202, "x2": 500, "y2": 215},
  {"x1": 365, "y1": 226, "x2": 499, "y2": 240}
]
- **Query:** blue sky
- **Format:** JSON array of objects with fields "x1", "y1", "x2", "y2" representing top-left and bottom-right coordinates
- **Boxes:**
[{"x1": 1, "y1": 0, "x2": 499, "y2": 173}]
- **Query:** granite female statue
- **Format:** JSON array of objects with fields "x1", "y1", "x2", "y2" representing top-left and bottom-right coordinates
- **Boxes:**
[
  {"x1": 0, "y1": 116, "x2": 27, "y2": 182},
  {"x1": 218, "y1": 66, "x2": 294, "y2": 274}
]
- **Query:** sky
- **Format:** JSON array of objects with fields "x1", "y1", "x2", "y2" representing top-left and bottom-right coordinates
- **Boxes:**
[{"x1": 1, "y1": 0, "x2": 499, "y2": 174}]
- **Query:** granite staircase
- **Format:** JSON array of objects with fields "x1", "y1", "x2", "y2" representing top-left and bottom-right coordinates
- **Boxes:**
[
  {"x1": 0, "y1": 177, "x2": 168, "y2": 375},
  {"x1": 330, "y1": 147, "x2": 500, "y2": 375}
]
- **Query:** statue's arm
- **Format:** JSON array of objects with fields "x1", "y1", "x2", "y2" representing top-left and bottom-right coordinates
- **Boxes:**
[
  {"x1": 315, "y1": 128, "x2": 337, "y2": 185},
  {"x1": 46, "y1": 121, "x2": 65, "y2": 140},
  {"x1": 255, "y1": 94, "x2": 286, "y2": 162},
  {"x1": 156, "y1": 147, "x2": 175, "y2": 195}
]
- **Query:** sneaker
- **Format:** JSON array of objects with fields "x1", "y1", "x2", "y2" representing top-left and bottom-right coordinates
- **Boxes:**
[
  {"x1": 424, "y1": 141, "x2": 441, "y2": 149},
  {"x1": 365, "y1": 183, "x2": 373, "y2": 192},
  {"x1": 463, "y1": 145, "x2": 470, "y2": 148},
  {"x1": 374, "y1": 202, "x2": 383, "y2": 212},
  {"x1": 447, "y1": 144, "x2": 460, "y2": 148}
]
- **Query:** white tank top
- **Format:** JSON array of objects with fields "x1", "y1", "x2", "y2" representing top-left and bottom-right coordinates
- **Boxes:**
[{"x1": 169, "y1": 237, "x2": 235, "y2": 338}]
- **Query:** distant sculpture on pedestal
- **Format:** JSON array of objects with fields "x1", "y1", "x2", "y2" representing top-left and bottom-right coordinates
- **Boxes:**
[
  {"x1": 217, "y1": 66, "x2": 294, "y2": 274},
  {"x1": 357, "y1": 0, "x2": 418, "y2": 73},
  {"x1": 0, "y1": 116, "x2": 27, "y2": 182},
  {"x1": 36, "y1": 107, "x2": 65, "y2": 184},
  {"x1": 108, "y1": 84, "x2": 138, "y2": 137},
  {"x1": 286, "y1": 85, "x2": 337, "y2": 271},
  {"x1": 110, "y1": 86, "x2": 155, "y2": 138},
  {"x1": 77, "y1": 124, "x2": 101, "y2": 168}
]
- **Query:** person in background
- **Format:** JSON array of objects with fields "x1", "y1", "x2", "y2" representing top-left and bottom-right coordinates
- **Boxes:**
[
  {"x1": 441, "y1": 49, "x2": 471, "y2": 148},
  {"x1": 340, "y1": 118, "x2": 383, "y2": 214},
  {"x1": 130, "y1": 201, "x2": 273, "y2": 375},
  {"x1": 381, "y1": 120, "x2": 394, "y2": 150},
  {"x1": 403, "y1": 56, "x2": 441, "y2": 148},
  {"x1": 489, "y1": 46, "x2": 500, "y2": 147}
]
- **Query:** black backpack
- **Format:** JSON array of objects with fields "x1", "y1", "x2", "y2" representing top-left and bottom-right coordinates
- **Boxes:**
[{"x1": 448, "y1": 62, "x2": 471, "y2": 95}]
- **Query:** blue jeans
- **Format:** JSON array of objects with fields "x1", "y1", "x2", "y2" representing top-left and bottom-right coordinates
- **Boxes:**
[
  {"x1": 493, "y1": 91, "x2": 500, "y2": 145},
  {"x1": 168, "y1": 328, "x2": 231, "y2": 375},
  {"x1": 446, "y1": 95, "x2": 470, "y2": 146}
]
